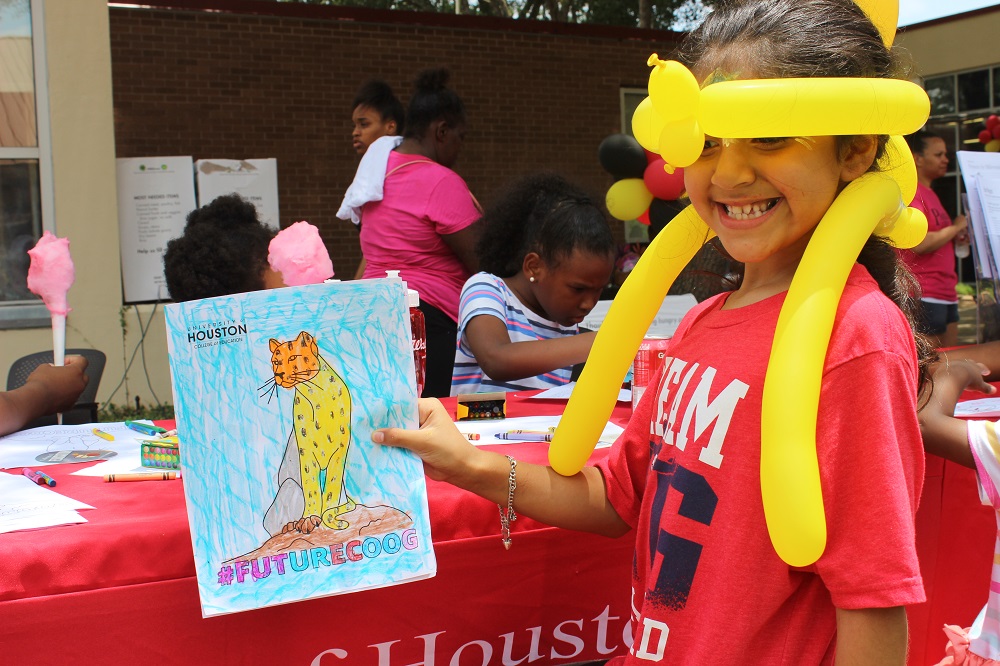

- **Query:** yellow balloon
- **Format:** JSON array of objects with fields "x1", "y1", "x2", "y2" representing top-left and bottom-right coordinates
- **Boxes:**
[
  {"x1": 854, "y1": 0, "x2": 899, "y2": 46},
  {"x1": 986, "y1": 139, "x2": 1000, "y2": 153},
  {"x1": 699, "y1": 78, "x2": 929, "y2": 139},
  {"x1": 881, "y1": 207, "x2": 928, "y2": 250},
  {"x1": 761, "y1": 172, "x2": 913, "y2": 566},
  {"x1": 880, "y1": 135, "x2": 918, "y2": 205},
  {"x1": 606, "y1": 178, "x2": 654, "y2": 222},
  {"x1": 659, "y1": 118, "x2": 705, "y2": 168},
  {"x1": 632, "y1": 96, "x2": 665, "y2": 153},
  {"x1": 648, "y1": 55, "x2": 700, "y2": 121},
  {"x1": 549, "y1": 206, "x2": 713, "y2": 475}
]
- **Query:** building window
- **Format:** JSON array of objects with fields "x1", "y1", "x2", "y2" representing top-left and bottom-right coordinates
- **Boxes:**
[
  {"x1": 922, "y1": 66, "x2": 1000, "y2": 213},
  {"x1": 0, "y1": 0, "x2": 52, "y2": 327},
  {"x1": 922, "y1": 64, "x2": 1000, "y2": 285},
  {"x1": 619, "y1": 87, "x2": 646, "y2": 140}
]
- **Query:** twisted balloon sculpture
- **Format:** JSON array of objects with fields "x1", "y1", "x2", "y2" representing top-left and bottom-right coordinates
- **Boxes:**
[{"x1": 550, "y1": 0, "x2": 930, "y2": 566}]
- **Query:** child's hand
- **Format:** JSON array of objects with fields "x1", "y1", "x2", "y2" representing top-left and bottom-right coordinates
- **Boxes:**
[
  {"x1": 919, "y1": 359, "x2": 989, "y2": 469},
  {"x1": 25, "y1": 355, "x2": 89, "y2": 414},
  {"x1": 927, "y1": 359, "x2": 995, "y2": 412},
  {"x1": 372, "y1": 398, "x2": 483, "y2": 484}
]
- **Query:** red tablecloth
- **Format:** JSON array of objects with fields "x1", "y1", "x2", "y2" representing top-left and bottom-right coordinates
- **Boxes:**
[
  {"x1": 0, "y1": 392, "x2": 635, "y2": 665},
  {"x1": 0, "y1": 391, "x2": 994, "y2": 664}
]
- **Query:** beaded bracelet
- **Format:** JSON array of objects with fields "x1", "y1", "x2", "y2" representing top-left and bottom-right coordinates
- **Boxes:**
[{"x1": 499, "y1": 455, "x2": 517, "y2": 550}]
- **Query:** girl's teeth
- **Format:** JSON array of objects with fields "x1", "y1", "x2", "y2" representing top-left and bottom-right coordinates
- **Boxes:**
[{"x1": 725, "y1": 201, "x2": 773, "y2": 220}]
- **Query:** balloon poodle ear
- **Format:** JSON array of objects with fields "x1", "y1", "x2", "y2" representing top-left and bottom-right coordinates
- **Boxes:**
[{"x1": 853, "y1": 0, "x2": 899, "y2": 47}]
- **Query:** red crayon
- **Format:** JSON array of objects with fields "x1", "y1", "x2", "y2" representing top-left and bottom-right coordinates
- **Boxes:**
[
  {"x1": 22, "y1": 468, "x2": 54, "y2": 486},
  {"x1": 22, "y1": 467, "x2": 44, "y2": 484}
]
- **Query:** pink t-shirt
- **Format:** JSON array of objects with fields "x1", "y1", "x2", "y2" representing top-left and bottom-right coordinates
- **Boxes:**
[
  {"x1": 899, "y1": 183, "x2": 958, "y2": 302},
  {"x1": 599, "y1": 264, "x2": 925, "y2": 664},
  {"x1": 360, "y1": 151, "x2": 480, "y2": 322}
]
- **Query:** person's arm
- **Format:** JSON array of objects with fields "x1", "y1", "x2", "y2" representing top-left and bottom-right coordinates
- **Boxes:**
[
  {"x1": 442, "y1": 221, "x2": 482, "y2": 275},
  {"x1": 372, "y1": 398, "x2": 629, "y2": 537},
  {"x1": 0, "y1": 356, "x2": 89, "y2": 436},
  {"x1": 908, "y1": 214, "x2": 967, "y2": 255},
  {"x1": 919, "y1": 358, "x2": 992, "y2": 468},
  {"x1": 940, "y1": 340, "x2": 1000, "y2": 381},
  {"x1": 353, "y1": 256, "x2": 367, "y2": 280},
  {"x1": 465, "y1": 313, "x2": 596, "y2": 382},
  {"x1": 834, "y1": 606, "x2": 908, "y2": 665}
]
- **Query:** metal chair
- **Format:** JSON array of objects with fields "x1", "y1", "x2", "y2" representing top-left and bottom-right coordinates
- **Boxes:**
[{"x1": 6, "y1": 348, "x2": 107, "y2": 426}]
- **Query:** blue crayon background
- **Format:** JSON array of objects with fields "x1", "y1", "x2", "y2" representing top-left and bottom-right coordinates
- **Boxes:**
[{"x1": 164, "y1": 280, "x2": 435, "y2": 616}]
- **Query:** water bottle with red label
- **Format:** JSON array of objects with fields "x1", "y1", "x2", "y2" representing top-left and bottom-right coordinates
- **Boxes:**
[
  {"x1": 409, "y1": 288, "x2": 427, "y2": 397},
  {"x1": 385, "y1": 270, "x2": 427, "y2": 396}
]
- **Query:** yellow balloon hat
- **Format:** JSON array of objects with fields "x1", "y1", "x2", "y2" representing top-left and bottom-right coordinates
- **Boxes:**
[{"x1": 556, "y1": 0, "x2": 929, "y2": 566}]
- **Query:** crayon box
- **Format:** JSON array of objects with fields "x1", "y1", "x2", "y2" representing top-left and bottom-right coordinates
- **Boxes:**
[{"x1": 455, "y1": 392, "x2": 506, "y2": 421}]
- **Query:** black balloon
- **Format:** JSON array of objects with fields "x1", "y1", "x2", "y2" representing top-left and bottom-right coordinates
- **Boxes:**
[{"x1": 597, "y1": 134, "x2": 648, "y2": 179}]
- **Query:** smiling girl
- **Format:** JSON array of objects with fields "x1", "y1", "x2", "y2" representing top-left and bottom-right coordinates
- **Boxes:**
[
  {"x1": 374, "y1": 1, "x2": 933, "y2": 662},
  {"x1": 450, "y1": 173, "x2": 615, "y2": 394}
]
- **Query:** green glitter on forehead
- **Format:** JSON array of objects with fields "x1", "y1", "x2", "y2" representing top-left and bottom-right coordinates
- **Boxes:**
[{"x1": 702, "y1": 69, "x2": 740, "y2": 88}]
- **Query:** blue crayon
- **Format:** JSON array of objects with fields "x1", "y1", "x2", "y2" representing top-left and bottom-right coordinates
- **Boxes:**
[
  {"x1": 33, "y1": 470, "x2": 56, "y2": 487},
  {"x1": 125, "y1": 420, "x2": 167, "y2": 437}
]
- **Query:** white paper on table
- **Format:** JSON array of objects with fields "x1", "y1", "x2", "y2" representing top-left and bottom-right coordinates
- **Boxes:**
[
  {"x1": 0, "y1": 473, "x2": 94, "y2": 511},
  {"x1": 72, "y1": 452, "x2": 146, "y2": 476},
  {"x1": 0, "y1": 509, "x2": 88, "y2": 534},
  {"x1": 527, "y1": 382, "x2": 631, "y2": 403},
  {"x1": 0, "y1": 472, "x2": 94, "y2": 534},
  {"x1": 455, "y1": 415, "x2": 625, "y2": 449},
  {"x1": 954, "y1": 397, "x2": 1000, "y2": 418},
  {"x1": 0, "y1": 421, "x2": 146, "y2": 469}
]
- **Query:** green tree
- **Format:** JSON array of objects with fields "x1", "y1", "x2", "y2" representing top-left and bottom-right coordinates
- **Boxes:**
[{"x1": 274, "y1": 0, "x2": 711, "y2": 29}]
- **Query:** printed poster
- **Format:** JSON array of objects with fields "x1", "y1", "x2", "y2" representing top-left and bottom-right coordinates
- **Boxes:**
[
  {"x1": 164, "y1": 279, "x2": 435, "y2": 617},
  {"x1": 115, "y1": 156, "x2": 197, "y2": 302},
  {"x1": 957, "y1": 151, "x2": 1000, "y2": 280},
  {"x1": 195, "y1": 158, "x2": 280, "y2": 229}
]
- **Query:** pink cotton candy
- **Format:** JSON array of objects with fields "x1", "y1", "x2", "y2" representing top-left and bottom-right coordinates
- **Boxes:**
[
  {"x1": 26, "y1": 231, "x2": 75, "y2": 316},
  {"x1": 267, "y1": 221, "x2": 334, "y2": 287}
]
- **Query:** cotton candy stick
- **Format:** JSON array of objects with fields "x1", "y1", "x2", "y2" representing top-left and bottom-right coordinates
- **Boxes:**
[
  {"x1": 26, "y1": 232, "x2": 76, "y2": 424},
  {"x1": 268, "y1": 221, "x2": 334, "y2": 286}
]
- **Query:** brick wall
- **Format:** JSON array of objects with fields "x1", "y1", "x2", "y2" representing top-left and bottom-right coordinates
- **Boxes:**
[{"x1": 109, "y1": 1, "x2": 681, "y2": 277}]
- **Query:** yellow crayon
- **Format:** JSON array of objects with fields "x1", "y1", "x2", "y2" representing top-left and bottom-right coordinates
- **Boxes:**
[
  {"x1": 92, "y1": 428, "x2": 115, "y2": 442},
  {"x1": 104, "y1": 472, "x2": 180, "y2": 482}
]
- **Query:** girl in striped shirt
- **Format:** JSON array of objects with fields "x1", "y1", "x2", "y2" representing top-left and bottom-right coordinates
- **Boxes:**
[{"x1": 450, "y1": 173, "x2": 615, "y2": 395}]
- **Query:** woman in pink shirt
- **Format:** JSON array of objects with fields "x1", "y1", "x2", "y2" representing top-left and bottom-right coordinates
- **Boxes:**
[
  {"x1": 898, "y1": 131, "x2": 969, "y2": 348},
  {"x1": 359, "y1": 68, "x2": 482, "y2": 397}
]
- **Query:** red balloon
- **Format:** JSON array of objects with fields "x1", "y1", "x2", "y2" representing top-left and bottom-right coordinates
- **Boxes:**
[
  {"x1": 643, "y1": 149, "x2": 660, "y2": 165},
  {"x1": 993, "y1": 125, "x2": 1000, "y2": 141},
  {"x1": 643, "y1": 160, "x2": 685, "y2": 200},
  {"x1": 981, "y1": 129, "x2": 994, "y2": 144},
  {"x1": 987, "y1": 115, "x2": 1000, "y2": 130},
  {"x1": 637, "y1": 209, "x2": 651, "y2": 225}
]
